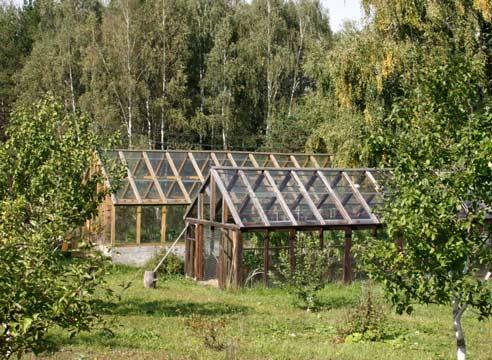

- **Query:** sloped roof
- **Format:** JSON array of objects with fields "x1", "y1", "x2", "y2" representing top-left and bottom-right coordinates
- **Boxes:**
[
  {"x1": 99, "y1": 150, "x2": 332, "y2": 205},
  {"x1": 185, "y1": 167, "x2": 387, "y2": 229}
]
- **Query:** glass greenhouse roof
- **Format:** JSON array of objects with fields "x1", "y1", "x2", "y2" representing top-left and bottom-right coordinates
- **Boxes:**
[
  {"x1": 98, "y1": 150, "x2": 333, "y2": 205},
  {"x1": 185, "y1": 167, "x2": 387, "y2": 229}
]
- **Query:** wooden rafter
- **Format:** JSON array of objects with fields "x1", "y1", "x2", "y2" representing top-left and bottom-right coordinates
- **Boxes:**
[
  {"x1": 316, "y1": 170, "x2": 352, "y2": 223},
  {"x1": 290, "y1": 171, "x2": 325, "y2": 225},
  {"x1": 118, "y1": 151, "x2": 142, "y2": 204},
  {"x1": 142, "y1": 152, "x2": 167, "y2": 202},
  {"x1": 166, "y1": 152, "x2": 191, "y2": 203},
  {"x1": 342, "y1": 172, "x2": 379, "y2": 222},
  {"x1": 263, "y1": 170, "x2": 298, "y2": 225},
  {"x1": 211, "y1": 170, "x2": 244, "y2": 227}
]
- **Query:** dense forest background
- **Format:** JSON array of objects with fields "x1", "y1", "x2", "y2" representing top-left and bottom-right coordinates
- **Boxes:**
[{"x1": 1, "y1": 0, "x2": 491, "y2": 165}]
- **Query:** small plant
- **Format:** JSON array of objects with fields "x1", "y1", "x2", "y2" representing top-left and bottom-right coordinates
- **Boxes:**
[
  {"x1": 146, "y1": 252, "x2": 184, "y2": 277},
  {"x1": 277, "y1": 233, "x2": 337, "y2": 311},
  {"x1": 337, "y1": 282, "x2": 402, "y2": 343},
  {"x1": 185, "y1": 315, "x2": 227, "y2": 351}
]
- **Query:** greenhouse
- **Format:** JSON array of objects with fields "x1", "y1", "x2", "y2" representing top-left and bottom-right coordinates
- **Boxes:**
[
  {"x1": 90, "y1": 150, "x2": 333, "y2": 248},
  {"x1": 184, "y1": 167, "x2": 387, "y2": 288}
]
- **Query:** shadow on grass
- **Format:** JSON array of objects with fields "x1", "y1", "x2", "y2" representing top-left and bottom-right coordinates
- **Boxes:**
[{"x1": 99, "y1": 298, "x2": 251, "y2": 317}]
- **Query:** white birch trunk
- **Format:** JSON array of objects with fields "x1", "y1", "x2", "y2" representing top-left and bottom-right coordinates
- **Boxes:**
[
  {"x1": 452, "y1": 298, "x2": 467, "y2": 360},
  {"x1": 146, "y1": 98, "x2": 152, "y2": 149},
  {"x1": 124, "y1": 1, "x2": 133, "y2": 147},
  {"x1": 160, "y1": 0, "x2": 167, "y2": 149},
  {"x1": 266, "y1": 0, "x2": 272, "y2": 138}
]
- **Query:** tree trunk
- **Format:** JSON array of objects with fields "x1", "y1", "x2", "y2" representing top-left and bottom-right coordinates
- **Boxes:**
[
  {"x1": 160, "y1": 0, "x2": 167, "y2": 150},
  {"x1": 146, "y1": 98, "x2": 152, "y2": 149},
  {"x1": 452, "y1": 298, "x2": 467, "y2": 360}
]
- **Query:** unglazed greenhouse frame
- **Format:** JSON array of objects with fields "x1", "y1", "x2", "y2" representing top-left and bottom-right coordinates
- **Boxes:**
[{"x1": 89, "y1": 150, "x2": 333, "y2": 247}]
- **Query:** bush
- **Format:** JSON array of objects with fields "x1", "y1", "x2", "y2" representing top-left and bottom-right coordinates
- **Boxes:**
[
  {"x1": 336, "y1": 282, "x2": 403, "y2": 343},
  {"x1": 0, "y1": 97, "x2": 117, "y2": 357},
  {"x1": 147, "y1": 252, "x2": 184, "y2": 277}
]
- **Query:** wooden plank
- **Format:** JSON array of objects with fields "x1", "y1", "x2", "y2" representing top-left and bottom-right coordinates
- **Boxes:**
[
  {"x1": 166, "y1": 152, "x2": 191, "y2": 203},
  {"x1": 211, "y1": 170, "x2": 245, "y2": 227},
  {"x1": 160, "y1": 206, "x2": 167, "y2": 243},
  {"x1": 290, "y1": 171, "x2": 318, "y2": 211},
  {"x1": 264, "y1": 231, "x2": 270, "y2": 287},
  {"x1": 210, "y1": 176, "x2": 216, "y2": 222},
  {"x1": 290, "y1": 171, "x2": 326, "y2": 225},
  {"x1": 319, "y1": 229, "x2": 324, "y2": 249},
  {"x1": 111, "y1": 205, "x2": 116, "y2": 245},
  {"x1": 269, "y1": 154, "x2": 280, "y2": 168},
  {"x1": 289, "y1": 155, "x2": 301, "y2": 168},
  {"x1": 118, "y1": 151, "x2": 142, "y2": 204},
  {"x1": 195, "y1": 224, "x2": 204, "y2": 280},
  {"x1": 342, "y1": 171, "x2": 379, "y2": 223},
  {"x1": 232, "y1": 230, "x2": 243, "y2": 287},
  {"x1": 343, "y1": 229, "x2": 352, "y2": 284},
  {"x1": 142, "y1": 151, "x2": 167, "y2": 202},
  {"x1": 263, "y1": 170, "x2": 298, "y2": 225},
  {"x1": 136, "y1": 206, "x2": 142, "y2": 244},
  {"x1": 238, "y1": 169, "x2": 270, "y2": 226},
  {"x1": 188, "y1": 152, "x2": 205, "y2": 182},
  {"x1": 310, "y1": 155, "x2": 321, "y2": 168},
  {"x1": 316, "y1": 171, "x2": 352, "y2": 224}
]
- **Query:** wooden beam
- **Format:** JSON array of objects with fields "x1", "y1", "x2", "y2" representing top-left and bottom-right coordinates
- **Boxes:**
[
  {"x1": 160, "y1": 206, "x2": 167, "y2": 243},
  {"x1": 264, "y1": 231, "x2": 270, "y2": 287},
  {"x1": 290, "y1": 171, "x2": 319, "y2": 211},
  {"x1": 290, "y1": 171, "x2": 326, "y2": 225},
  {"x1": 263, "y1": 170, "x2": 298, "y2": 225},
  {"x1": 310, "y1": 155, "x2": 321, "y2": 168},
  {"x1": 142, "y1": 152, "x2": 167, "y2": 202},
  {"x1": 111, "y1": 205, "x2": 116, "y2": 245},
  {"x1": 232, "y1": 230, "x2": 243, "y2": 287},
  {"x1": 269, "y1": 154, "x2": 280, "y2": 168},
  {"x1": 316, "y1": 171, "x2": 352, "y2": 224},
  {"x1": 289, "y1": 155, "x2": 301, "y2": 168},
  {"x1": 195, "y1": 224, "x2": 204, "y2": 280},
  {"x1": 136, "y1": 206, "x2": 142, "y2": 245},
  {"x1": 166, "y1": 152, "x2": 191, "y2": 203},
  {"x1": 342, "y1": 172, "x2": 379, "y2": 223},
  {"x1": 343, "y1": 229, "x2": 352, "y2": 284},
  {"x1": 238, "y1": 169, "x2": 270, "y2": 226},
  {"x1": 188, "y1": 152, "x2": 205, "y2": 182},
  {"x1": 118, "y1": 151, "x2": 142, "y2": 203},
  {"x1": 211, "y1": 170, "x2": 244, "y2": 227}
]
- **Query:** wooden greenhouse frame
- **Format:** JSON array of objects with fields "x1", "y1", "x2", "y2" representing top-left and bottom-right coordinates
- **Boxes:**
[
  {"x1": 90, "y1": 150, "x2": 333, "y2": 246},
  {"x1": 184, "y1": 167, "x2": 387, "y2": 288}
]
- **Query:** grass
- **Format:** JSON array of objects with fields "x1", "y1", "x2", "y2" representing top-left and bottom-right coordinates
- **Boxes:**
[{"x1": 32, "y1": 265, "x2": 492, "y2": 360}]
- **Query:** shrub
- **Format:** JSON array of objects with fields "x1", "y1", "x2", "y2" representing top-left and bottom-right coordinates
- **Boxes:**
[
  {"x1": 147, "y1": 252, "x2": 184, "y2": 277},
  {"x1": 336, "y1": 282, "x2": 403, "y2": 343}
]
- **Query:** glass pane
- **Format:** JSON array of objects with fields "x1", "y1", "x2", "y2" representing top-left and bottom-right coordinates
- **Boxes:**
[
  {"x1": 327, "y1": 171, "x2": 370, "y2": 220},
  {"x1": 115, "y1": 206, "x2": 137, "y2": 244},
  {"x1": 141, "y1": 206, "x2": 162, "y2": 243}
]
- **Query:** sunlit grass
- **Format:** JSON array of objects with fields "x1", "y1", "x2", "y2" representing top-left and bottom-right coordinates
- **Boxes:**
[{"x1": 33, "y1": 265, "x2": 492, "y2": 360}]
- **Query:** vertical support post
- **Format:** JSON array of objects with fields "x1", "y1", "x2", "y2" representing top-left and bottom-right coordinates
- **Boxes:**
[
  {"x1": 264, "y1": 231, "x2": 270, "y2": 287},
  {"x1": 136, "y1": 206, "x2": 142, "y2": 244},
  {"x1": 319, "y1": 229, "x2": 324, "y2": 249},
  {"x1": 395, "y1": 237, "x2": 404, "y2": 252},
  {"x1": 111, "y1": 205, "x2": 116, "y2": 245},
  {"x1": 195, "y1": 224, "x2": 204, "y2": 281},
  {"x1": 160, "y1": 206, "x2": 167, "y2": 243},
  {"x1": 289, "y1": 229, "x2": 296, "y2": 273},
  {"x1": 343, "y1": 228, "x2": 353, "y2": 284},
  {"x1": 233, "y1": 230, "x2": 243, "y2": 287}
]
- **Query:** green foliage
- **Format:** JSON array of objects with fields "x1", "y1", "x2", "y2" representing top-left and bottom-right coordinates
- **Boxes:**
[
  {"x1": 337, "y1": 282, "x2": 403, "y2": 343},
  {"x1": 147, "y1": 252, "x2": 184, "y2": 277},
  {"x1": 0, "y1": 96, "x2": 116, "y2": 358},
  {"x1": 277, "y1": 233, "x2": 337, "y2": 311}
]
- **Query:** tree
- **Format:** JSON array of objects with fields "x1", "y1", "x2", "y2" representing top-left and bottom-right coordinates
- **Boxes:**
[
  {"x1": 363, "y1": 3, "x2": 492, "y2": 359},
  {"x1": 0, "y1": 96, "x2": 116, "y2": 357}
]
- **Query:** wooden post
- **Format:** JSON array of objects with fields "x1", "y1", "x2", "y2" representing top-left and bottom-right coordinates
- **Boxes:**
[
  {"x1": 136, "y1": 206, "x2": 142, "y2": 244},
  {"x1": 111, "y1": 205, "x2": 116, "y2": 245},
  {"x1": 343, "y1": 228, "x2": 353, "y2": 284},
  {"x1": 264, "y1": 231, "x2": 270, "y2": 287},
  {"x1": 218, "y1": 229, "x2": 225, "y2": 289},
  {"x1": 233, "y1": 230, "x2": 243, "y2": 287},
  {"x1": 395, "y1": 237, "x2": 404, "y2": 253},
  {"x1": 195, "y1": 224, "x2": 204, "y2": 280},
  {"x1": 162, "y1": 207, "x2": 168, "y2": 242},
  {"x1": 289, "y1": 229, "x2": 296, "y2": 273},
  {"x1": 319, "y1": 229, "x2": 324, "y2": 249}
]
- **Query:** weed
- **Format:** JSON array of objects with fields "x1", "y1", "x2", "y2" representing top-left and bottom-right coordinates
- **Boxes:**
[{"x1": 185, "y1": 315, "x2": 227, "y2": 351}]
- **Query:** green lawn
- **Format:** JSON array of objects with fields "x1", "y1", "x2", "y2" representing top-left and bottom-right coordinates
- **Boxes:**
[{"x1": 33, "y1": 266, "x2": 492, "y2": 360}]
